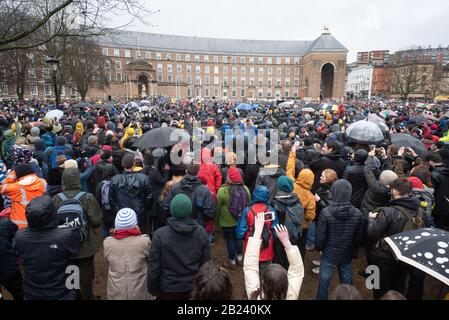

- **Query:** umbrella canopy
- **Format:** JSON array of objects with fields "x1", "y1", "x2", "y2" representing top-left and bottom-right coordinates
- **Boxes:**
[
  {"x1": 391, "y1": 133, "x2": 427, "y2": 159},
  {"x1": 302, "y1": 107, "x2": 315, "y2": 113},
  {"x1": 126, "y1": 101, "x2": 139, "y2": 109},
  {"x1": 236, "y1": 103, "x2": 253, "y2": 111},
  {"x1": 45, "y1": 109, "x2": 64, "y2": 120},
  {"x1": 140, "y1": 100, "x2": 151, "y2": 106},
  {"x1": 346, "y1": 107, "x2": 357, "y2": 114},
  {"x1": 134, "y1": 127, "x2": 190, "y2": 149},
  {"x1": 74, "y1": 102, "x2": 91, "y2": 109},
  {"x1": 352, "y1": 114, "x2": 365, "y2": 121},
  {"x1": 346, "y1": 120, "x2": 384, "y2": 144},
  {"x1": 278, "y1": 101, "x2": 294, "y2": 108},
  {"x1": 385, "y1": 228, "x2": 449, "y2": 286},
  {"x1": 409, "y1": 115, "x2": 427, "y2": 125},
  {"x1": 368, "y1": 113, "x2": 386, "y2": 124},
  {"x1": 422, "y1": 110, "x2": 438, "y2": 122},
  {"x1": 380, "y1": 110, "x2": 398, "y2": 118},
  {"x1": 305, "y1": 103, "x2": 319, "y2": 110},
  {"x1": 247, "y1": 112, "x2": 263, "y2": 119}
]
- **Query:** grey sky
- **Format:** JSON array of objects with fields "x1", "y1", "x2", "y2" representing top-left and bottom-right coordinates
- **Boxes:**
[{"x1": 109, "y1": 0, "x2": 449, "y2": 62}]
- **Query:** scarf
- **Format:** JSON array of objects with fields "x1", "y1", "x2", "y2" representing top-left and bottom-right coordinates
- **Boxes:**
[{"x1": 113, "y1": 228, "x2": 142, "y2": 240}]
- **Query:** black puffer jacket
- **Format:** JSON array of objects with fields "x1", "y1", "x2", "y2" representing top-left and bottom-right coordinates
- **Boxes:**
[
  {"x1": 0, "y1": 217, "x2": 19, "y2": 281},
  {"x1": 316, "y1": 184, "x2": 332, "y2": 220},
  {"x1": 109, "y1": 171, "x2": 153, "y2": 232},
  {"x1": 361, "y1": 156, "x2": 391, "y2": 215},
  {"x1": 147, "y1": 217, "x2": 210, "y2": 295},
  {"x1": 315, "y1": 180, "x2": 364, "y2": 265},
  {"x1": 256, "y1": 166, "x2": 286, "y2": 202},
  {"x1": 430, "y1": 165, "x2": 449, "y2": 229},
  {"x1": 343, "y1": 151, "x2": 369, "y2": 210},
  {"x1": 309, "y1": 151, "x2": 346, "y2": 193},
  {"x1": 367, "y1": 197, "x2": 421, "y2": 260},
  {"x1": 15, "y1": 196, "x2": 81, "y2": 300}
]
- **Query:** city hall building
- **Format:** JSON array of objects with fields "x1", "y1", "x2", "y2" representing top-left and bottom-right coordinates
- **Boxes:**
[{"x1": 1, "y1": 28, "x2": 348, "y2": 101}]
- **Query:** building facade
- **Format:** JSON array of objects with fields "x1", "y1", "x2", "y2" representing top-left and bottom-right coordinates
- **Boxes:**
[
  {"x1": 0, "y1": 29, "x2": 348, "y2": 101},
  {"x1": 346, "y1": 65, "x2": 374, "y2": 99},
  {"x1": 357, "y1": 50, "x2": 390, "y2": 66}
]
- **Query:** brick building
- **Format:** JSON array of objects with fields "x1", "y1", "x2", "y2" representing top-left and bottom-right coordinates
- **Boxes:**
[{"x1": 0, "y1": 29, "x2": 348, "y2": 101}]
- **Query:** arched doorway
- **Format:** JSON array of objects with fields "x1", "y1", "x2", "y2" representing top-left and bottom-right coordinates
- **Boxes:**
[
  {"x1": 137, "y1": 74, "x2": 149, "y2": 98},
  {"x1": 320, "y1": 63, "x2": 335, "y2": 99}
]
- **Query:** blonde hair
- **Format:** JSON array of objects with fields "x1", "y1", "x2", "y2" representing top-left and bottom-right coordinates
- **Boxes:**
[
  {"x1": 322, "y1": 169, "x2": 338, "y2": 184},
  {"x1": 225, "y1": 152, "x2": 237, "y2": 166},
  {"x1": 16, "y1": 137, "x2": 29, "y2": 145}
]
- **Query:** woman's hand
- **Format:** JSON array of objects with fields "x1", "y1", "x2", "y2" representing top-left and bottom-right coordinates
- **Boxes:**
[
  {"x1": 275, "y1": 225, "x2": 292, "y2": 250},
  {"x1": 253, "y1": 212, "x2": 265, "y2": 239}
]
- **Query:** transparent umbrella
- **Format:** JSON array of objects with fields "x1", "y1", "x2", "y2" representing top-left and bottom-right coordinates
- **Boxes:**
[{"x1": 346, "y1": 120, "x2": 384, "y2": 144}]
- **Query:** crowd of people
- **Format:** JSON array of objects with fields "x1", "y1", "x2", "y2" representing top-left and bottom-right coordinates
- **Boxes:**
[{"x1": 0, "y1": 97, "x2": 448, "y2": 301}]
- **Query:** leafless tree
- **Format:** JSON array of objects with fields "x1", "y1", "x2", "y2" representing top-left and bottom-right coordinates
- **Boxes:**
[{"x1": 0, "y1": 0, "x2": 157, "y2": 52}]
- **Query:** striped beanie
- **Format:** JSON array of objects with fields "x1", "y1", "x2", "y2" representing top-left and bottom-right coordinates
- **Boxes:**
[{"x1": 115, "y1": 208, "x2": 138, "y2": 230}]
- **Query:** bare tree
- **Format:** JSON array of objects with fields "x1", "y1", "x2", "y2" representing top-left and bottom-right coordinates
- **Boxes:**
[
  {"x1": 63, "y1": 37, "x2": 108, "y2": 101},
  {"x1": 0, "y1": 0, "x2": 157, "y2": 52},
  {"x1": 430, "y1": 65, "x2": 449, "y2": 98}
]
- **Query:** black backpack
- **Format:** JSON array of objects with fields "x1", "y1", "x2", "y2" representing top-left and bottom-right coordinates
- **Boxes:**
[
  {"x1": 55, "y1": 192, "x2": 89, "y2": 241},
  {"x1": 249, "y1": 205, "x2": 271, "y2": 249},
  {"x1": 284, "y1": 203, "x2": 304, "y2": 244},
  {"x1": 174, "y1": 180, "x2": 202, "y2": 219}
]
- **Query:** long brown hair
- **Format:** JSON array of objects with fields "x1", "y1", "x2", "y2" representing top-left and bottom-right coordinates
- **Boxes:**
[
  {"x1": 249, "y1": 264, "x2": 288, "y2": 300},
  {"x1": 192, "y1": 261, "x2": 233, "y2": 300}
]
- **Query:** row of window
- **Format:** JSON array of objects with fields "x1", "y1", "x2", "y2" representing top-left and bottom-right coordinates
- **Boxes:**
[
  {"x1": 154, "y1": 74, "x2": 300, "y2": 86},
  {"x1": 186, "y1": 87, "x2": 299, "y2": 99},
  {"x1": 154, "y1": 64, "x2": 300, "y2": 76},
  {"x1": 102, "y1": 48, "x2": 301, "y2": 65},
  {"x1": 0, "y1": 83, "x2": 77, "y2": 97}
]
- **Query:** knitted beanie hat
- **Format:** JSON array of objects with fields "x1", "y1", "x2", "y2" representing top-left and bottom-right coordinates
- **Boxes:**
[
  {"x1": 115, "y1": 208, "x2": 138, "y2": 230},
  {"x1": 170, "y1": 194, "x2": 192, "y2": 219}
]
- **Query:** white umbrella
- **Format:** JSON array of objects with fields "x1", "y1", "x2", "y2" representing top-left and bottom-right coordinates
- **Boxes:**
[
  {"x1": 45, "y1": 109, "x2": 64, "y2": 120},
  {"x1": 302, "y1": 107, "x2": 315, "y2": 113}
]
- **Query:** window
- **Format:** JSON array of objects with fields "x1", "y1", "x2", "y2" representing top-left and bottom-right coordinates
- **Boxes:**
[
  {"x1": 232, "y1": 88, "x2": 237, "y2": 97},
  {"x1": 284, "y1": 90, "x2": 290, "y2": 97},
  {"x1": 186, "y1": 75, "x2": 191, "y2": 84},
  {"x1": 275, "y1": 89, "x2": 281, "y2": 98},
  {"x1": 187, "y1": 88, "x2": 192, "y2": 97},
  {"x1": 157, "y1": 64, "x2": 163, "y2": 73},
  {"x1": 286, "y1": 68, "x2": 291, "y2": 76},
  {"x1": 103, "y1": 48, "x2": 109, "y2": 56},
  {"x1": 250, "y1": 67, "x2": 255, "y2": 75},
  {"x1": 285, "y1": 78, "x2": 291, "y2": 87},
  {"x1": 232, "y1": 77, "x2": 237, "y2": 86},
  {"x1": 293, "y1": 89, "x2": 299, "y2": 98},
  {"x1": 232, "y1": 57, "x2": 237, "y2": 64},
  {"x1": 114, "y1": 49, "x2": 120, "y2": 57},
  {"x1": 285, "y1": 57, "x2": 291, "y2": 64},
  {"x1": 258, "y1": 88, "x2": 263, "y2": 98},
  {"x1": 232, "y1": 67, "x2": 237, "y2": 75},
  {"x1": 240, "y1": 57, "x2": 245, "y2": 64},
  {"x1": 125, "y1": 50, "x2": 131, "y2": 58},
  {"x1": 223, "y1": 88, "x2": 228, "y2": 97},
  {"x1": 167, "y1": 64, "x2": 173, "y2": 73},
  {"x1": 205, "y1": 87, "x2": 210, "y2": 97},
  {"x1": 258, "y1": 79, "x2": 263, "y2": 86},
  {"x1": 157, "y1": 74, "x2": 163, "y2": 82},
  {"x1": 167, "y1": 75, "x2": 173, "y2": 83},
  {"x1": 28, "y1": 68, "x2": 36, "y2": 79},
  {"x1": 267, "y1": 89, "x2": 272, "y2": 98},
  {"x1": 70, "y1": 87, "x2": 77, "y2": 98},
  {"x1": 276, "y1": 68, "x2": 282, "y2": 76},
  {"x1": 268, "y1": 67, "x2": 273, "y2": 76},
  {"x1": 276, "y1": 57, "x2": 282, "y2": 65},
  {"x1": 267, "y1": 57, "x2": 273, "y2": 65},
  {"x1": 156, "y1": 52, "x2": 162, "y2": 60},
  {"x1": 42, "y1": 68, "x2": 50, "y2": 80},
  {"x1": 0, "y1": 83, "x2": 8, "y2": 96},
  {"x1": 259, "y1": 67, "x2": 264, "y2": 76},
  {"x1": 136, "y1": 51, "x2": 142, "y2": 59},
  {"x1": 194, "y1": 55, "x2": 200, "y2": 62},
  {"x1": 267, "y1": 78, "x2": 272, "y2": 86},
  {"x1": 176, "y1": 54, "x2": 182, "y2": 61},
  {"x1": 213, "y1": 56, "x2": 219, "y2": 63},
  {"x1": 214, "y1": 76, "x2": 219, "y2": 85},
  {"x1": 105, "y1": 72, "x2": 111, "y2": 81},
  {"x1": 241, "y1": 77, "x2": 246, "y2": 86},
  {"x1": 295, "y1": 68, "x2": 300, "y2": 75},
  {"x1": 214, "y1": 66, "x2": 219, "y2": 74},
  {"x1": 204, "y1": 55, "x2": 209, "y2": 63},
  {"x1": 165, "y1": 53, "x2": 171, "y2": 61},
  {"x1": 205, "y1": 66, "x2": 210, "y2": 74},
  {"x1": 276, "y1": 78, "x2": 281, "y2": 86},
  {"x1": 30, "y1": 83, "x2": 38, "y2": 95},
  {"x1": 250, "y1": 77, "x2": 255, "y2": 85},
  {"x1": 222, "y1": 66, "x2": 228, "y2": 74},
  {"x1": 294, "y1": 57, "x2": 300, "y2": 65},
  {"x1": 249, "y1": 57, "x2": 255, "y2": 64},
  {"x1": 94, "y1": 72, "x2": 100, "y2": 81},
  {"x1": 177, "y1": 64, "x2": 182, "y2": 73},
  {"x1": 44, "y1": 83, "x2": 51, "y2": 96},
  {"x1": 176, "y1": 75, "x2": 182, "y2": 83},
  {"x1": 146, "y1": 52, "x2": 152, "y2": 60},
  {"x1": 222, "y1": 56, "x2": 228, "y2": 64},
  {"x1": 240, "y1": 88, "x2": 245, "y2": 97},
  {"x1": 115, "y1": 61, "x2": 121, "y2": 69},
  {"x1": 185, "y1": 54, "x2": 191, "y2": 62},
  {"x1": 186, "y1": 65, "x2": 192, "y2": 73},
  {"x1": 258, "y1": 57, "x2": 264, "y2": 64},
  {"x1": 195, "y1": 65, "x2": 201, "y2": 73},
  {"x1": 116, "y1": 73, "x2": 122, "y2": 81},
  {"x1": 214, "y1": 87, "x2": 219, "y2": 97},
  {"x1": 205, "y1": 76, "x2": 210, "y2": 85},
  {"x1": 294, "y1": 78, "x2": 299, "y2": 86},
  {"x1": 241, "y1": 67, "x2": 246, "y2": 74}
]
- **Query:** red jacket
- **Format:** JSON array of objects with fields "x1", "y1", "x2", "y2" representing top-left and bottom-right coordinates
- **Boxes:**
[{"x1": 198, "y1": 148, "x2": 222, "y2": 194}]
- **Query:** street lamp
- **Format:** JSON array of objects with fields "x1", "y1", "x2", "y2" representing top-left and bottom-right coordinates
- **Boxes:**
[{"x1": 46, "y1": 57, "x2": 60, "y2": 107}]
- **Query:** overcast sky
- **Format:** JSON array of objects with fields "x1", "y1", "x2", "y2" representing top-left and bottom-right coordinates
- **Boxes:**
[{"x1": 110, "y1": 0, "x2": 449, "y2": 62}]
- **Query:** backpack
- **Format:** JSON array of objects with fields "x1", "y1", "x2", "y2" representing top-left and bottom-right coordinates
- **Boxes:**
[
  {"x1": 100, "y1": 181, "x2": 111, "y2": 211},
  {"x1": 392, "y1": 206, "x2": 425, "y2": 232},
  {"x1": 174, "y1": 181, "x2": 202, "y2": 219},
  {"x1": 249, "y1": 205, "x2": 271, "y2": 249},
  {"x1": 284, "y1": 203, "x2": 304, "y2": 243},
  {"x1": 228, "y1": 185, "x2": 248, "y2": 220},
  {"x1": 56, "y1": 192, "x2": 88, "y2": 241},
  {"x1": 49, "y1": 145, "x2": 72, "y2": 169}
]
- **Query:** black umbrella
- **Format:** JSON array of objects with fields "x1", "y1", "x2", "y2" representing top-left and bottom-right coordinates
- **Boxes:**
[
  {"x1": 385, "y1": 228, "x2": 449, "y2": 286},
  {"x1": 74, "y1": 102, "x2": 90, "y2": 109},
  {"x1": 352, "y1": 114, "x2": 365, "y2": 121},
  {"x1": 134, "y1": 127, "x2": 190, "y2": 149},
  {"x1": 304, "y1": 103, "x2": 319, "y2": 110},
  {"x1": 409, "y1": 116, "x2": 427, "y2": 125},
  {"x1": 247, "y1": 112, "x2": 262, "y2": 118},
  {"x1": 391, "y1": 133, "x2": 427, "y2": 159}
]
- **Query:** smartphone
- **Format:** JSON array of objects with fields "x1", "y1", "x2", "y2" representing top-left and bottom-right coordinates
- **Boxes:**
[{"x1": 264, "y1": 212, "x2": 276, "y2": 222}]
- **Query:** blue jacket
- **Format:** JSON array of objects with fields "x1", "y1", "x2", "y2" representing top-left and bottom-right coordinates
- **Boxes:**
[{"x1": 236, "y1": 186, "x2": 279, "y2": 240}]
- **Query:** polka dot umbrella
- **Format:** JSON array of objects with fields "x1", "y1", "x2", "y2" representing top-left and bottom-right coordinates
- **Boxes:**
[{"x1": 385, "y1": 228, "x2": 449, "y2": 286}]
